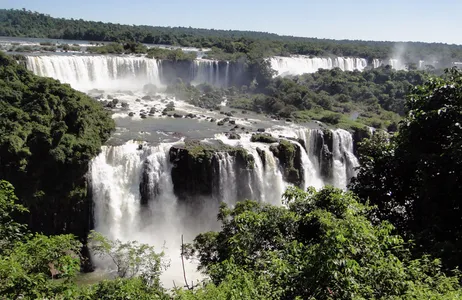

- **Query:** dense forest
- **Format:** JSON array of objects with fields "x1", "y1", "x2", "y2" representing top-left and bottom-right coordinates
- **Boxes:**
[
  {"x1": 2, "y1": 9, "x2": 462, "y2": 62},
  {"x1": 0, "y1": 52, "x2": 114, "y2": 242},
  {"x1": 167, "y1": 66, "x2": 427, "y2": 130},
  {"x1": 0, "y1": 43, "x2": 462, "y2": 297}
]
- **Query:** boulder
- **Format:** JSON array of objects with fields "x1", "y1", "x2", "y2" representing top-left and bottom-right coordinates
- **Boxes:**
[
  {"x1": 228, "y1": 133, "x2": 241, "y2": 140},
  {"x1": 251, "y1": 133, "x2": 278, "y2": 143}
]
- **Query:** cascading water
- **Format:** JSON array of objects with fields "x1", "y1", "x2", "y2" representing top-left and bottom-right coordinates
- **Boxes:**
[
  {"x1": 191, "y1": 59, "x2": 229, "y2": 87},
  {"x1": 90, "y1": 141, "x2": 205, "y2": 287},
  {"x1": 269, "y1": 56, "x2": 368, "y2": 76},
  {"x1": 331, "y1": 129, "x2": 360, "y2": 189},
  {"x1": 26, "y1": 55, "x2": 162, "y2": 91},
  {"x1": 89, "y1": 126, "x2": 359, "y2": 286},
  {"x1": 215, "y1": 153, "x2": 238, "y2": 205}
]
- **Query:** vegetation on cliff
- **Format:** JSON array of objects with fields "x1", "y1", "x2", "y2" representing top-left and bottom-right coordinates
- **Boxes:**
[
  {"x1": 167, "y1": 66, "x2": 426, "y2": 130},
  {"x1": 0, "y1": 51, "x2": 115, "y2": 238},
  {"x1": 351, "y1": 68, "x2": 462, "y2": 271},
  {"x1": 169, "y1": 140, "x2": 254, "y2": 202}
]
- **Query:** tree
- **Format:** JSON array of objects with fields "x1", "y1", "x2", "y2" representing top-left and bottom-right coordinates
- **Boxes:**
[
  {"x1": 88, "y1": 231, "x2": 169, "y2": 288},
  {"x1": 0, "y1": 181, "x2": 83, "y2": 299},
  {"x1": 0, "y1": 180, "x2": 28, "y2": 254},
  {"x1": 185, "y1": 186, "x2": 462, "y2": 299},
  {"x1": 0, "y1": 51, "x2": 114, "y2": 239},
  {"x1": 351, "y1": 68, "x2": 462, "y2": 270}
]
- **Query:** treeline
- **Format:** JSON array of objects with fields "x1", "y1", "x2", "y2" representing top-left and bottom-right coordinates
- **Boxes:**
[
  {"x1": 167, "y1": 66, "x2": 427, "y2": 130},
  {"x1": 2, "y1": 9, "x2": 462, "y2": 62}
]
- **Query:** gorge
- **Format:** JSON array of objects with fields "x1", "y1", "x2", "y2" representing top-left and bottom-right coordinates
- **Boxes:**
[{"x1": 23, "y1": 52, "x2": 362, "y2": 286}]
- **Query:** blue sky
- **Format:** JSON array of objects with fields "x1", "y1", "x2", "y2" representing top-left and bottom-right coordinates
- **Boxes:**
[{"x1": 3, "y1": 0, "x2": 461, "y2": 44}]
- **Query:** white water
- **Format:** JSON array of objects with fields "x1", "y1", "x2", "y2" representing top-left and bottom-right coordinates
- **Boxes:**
[
  {"x1": 269, "y1": 56, "x2": 368, "y2": 76},
  {"x1": 331, "y1": 129, "x2": 360, "y2": 189},
  {"x1": 216, "y1": 153, "x2": 238, "y2": 205},
  {"x1": 191, "y1": 59, "x2": 228, "y2": 87},
  {"x1": 26, "y1": 55, "x2": 163, "y2": 91},
  {"x1": 90, "y1": 141, "x2": 205, "y2": 287}
]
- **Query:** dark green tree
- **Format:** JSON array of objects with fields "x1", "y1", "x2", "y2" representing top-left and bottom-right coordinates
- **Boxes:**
[{"x1": 351, "y1": 68, "x2": 462, "y2": 269}]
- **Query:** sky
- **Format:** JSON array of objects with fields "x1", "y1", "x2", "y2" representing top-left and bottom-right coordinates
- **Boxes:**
[{"x1": 2, "y1": 0, "x2": 461, "y2": 45}]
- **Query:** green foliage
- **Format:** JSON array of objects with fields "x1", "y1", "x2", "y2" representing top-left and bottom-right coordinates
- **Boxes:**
[
  {"x1": 186, "y1": 186, "x2": 462, "y2": 299},
  {"x1": 89, "y1": 231, "x2": 169, "y2": 287},
  {"x1": 3, "y1": 9, "x2": 462, "y2": 64},
  {"x1": 0, "y1": 180, "x2": 28, "y2": 253},
  {"x1": 0, "y1": 51, "x2": 114, "y2": 237},
  {"x1": 351, "y1": 68, "x2": 462, "y2": 270},
  {"x1": 83, "y1": 277, "x2": 169, "y2": 300},
  {"x1": 147, "y1": 47, "x2": 197, "y2": 61}
]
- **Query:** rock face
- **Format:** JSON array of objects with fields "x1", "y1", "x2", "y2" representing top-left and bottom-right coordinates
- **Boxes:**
[
  {"x1": 139, "y1": 159, "x2": 160, "y2": 206},
  {"x1": 169, "y1": 140, "x2": 254, "y2": 203},
  {"x1": 351, "y1": 126, "x2": 372, "y2": 155},
  {"x1": 270, "y1": 140, "x2": 303, "y2": 187}
]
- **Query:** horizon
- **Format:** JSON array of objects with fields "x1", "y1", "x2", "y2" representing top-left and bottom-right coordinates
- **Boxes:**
[{"x1": 2, "y1": 0, "x2": 461, "y2": 45}]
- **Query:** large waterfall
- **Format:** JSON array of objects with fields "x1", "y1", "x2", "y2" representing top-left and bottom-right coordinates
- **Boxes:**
[
  {"x1": 26, "y1": 55, "x2": 163, "y2": 91},
  {"x1": 25, "y1": 55, "x2": 234, "y2": 90},
  {"x1": 269, "y1": 56, "x2": 368, "y2": 76},
  {"x1": 89, "y1": 127, "x2": 358, "y2": 286}
]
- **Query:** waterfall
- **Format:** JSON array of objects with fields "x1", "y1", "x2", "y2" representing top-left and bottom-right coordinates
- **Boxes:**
[
  {"x1": 26, "y1": 55, "x2": 162, "y2": 91},
  {"x1": 331, "y1": 129, "x2": 360, "y2": 189},
  {"x1": 191, "y1": 59, "x2": 229, "y2": 87},
  {"x1": 90, "y1": 141, "x2": 203, "y2": 287},
  {"x1": 247, "y1": 146, "x2": 287, "y2": 205},
  {"x1": 216, "y1": 153, "x2": 238, "y2": 205},
  {"x1": 269, "y1": 56, "x2": 368, "y2": 76},
  {"x1": 89, "y1": 127, "x2": 359, "y2": 285}
]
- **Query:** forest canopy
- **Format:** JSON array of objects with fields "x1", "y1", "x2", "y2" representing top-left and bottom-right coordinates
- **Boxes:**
[
  {"x1": 0, "y1": 51, "x2": 114, "y2": 239},
  {"x1": 2, "y1": 9, "x2": 462, "y2": 62}
]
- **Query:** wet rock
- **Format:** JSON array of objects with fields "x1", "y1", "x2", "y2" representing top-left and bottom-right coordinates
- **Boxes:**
[
  {"x1": 173, "y1": 113, "x2": 183, "y2": 118},
  {"x1": 106, "y1": 102, "x2": 116, "y2": 108},
  {"x1": 210, "y1": 118, "x2": 217, "y2": 122},
  {"x1": 241, "y1": 110, "x2": 247, "y2": 114},
  {"x1": 217, "y1": 120, "x2": 225, "y2": 126},
  {"x1": 270, "y1": 140, "x2": 303, "y2": 187},
  {"x1": 227, "y1": 133, "x2": 241, "y2": 140},
  {"x1": 229, "y1": 120, "x2": 236, "y2": 125},
  {"x1": 149, "y1": 107, "x2": 156, "y2": 114},
  {"x1": 251, "y1": 133, "x2": 278, "y2": 143},
  {"x1": 169, "y1": 140, "x2": 254, "y2": 203},
  {"x1": 186, "y1": 113, "x2": 196, "y2": 118},
  {"x1": 140, "y1": 113, "x2": 147, "y2": 119},
  {"x1": 128, "y1": 112, "x2": 134, "y2": 117},
  {"x1": 142, "y1": 95, "x2": 152, "y2": 101},
  {"x1": 225, "y1": 112, "x2": 233, "y2": 117},
  {"x1": 107, "y1": 95, "x2": 113, "y2": 100},
  {"x1": 135, "y1": 99, "x2": 141, "y2": 102},
  {"x1": 257, "y1": 128, "x2": 266, "y2": 132},
  {"x1": 121, "y1": 102, "x2": 129, "y2": 109},
  {"x1": 256, "y1": 147, "x2": 266, "y2": 167}
]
